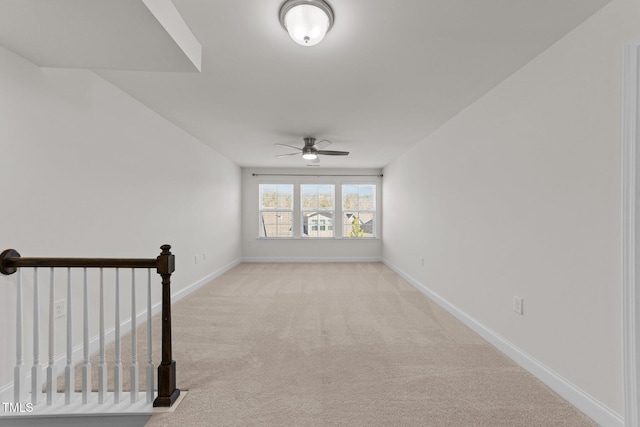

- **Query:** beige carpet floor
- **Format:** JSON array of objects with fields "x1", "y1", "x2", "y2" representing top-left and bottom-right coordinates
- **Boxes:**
[{"x1": 135, "y1": 262, "x2": 594, "y2": 427}]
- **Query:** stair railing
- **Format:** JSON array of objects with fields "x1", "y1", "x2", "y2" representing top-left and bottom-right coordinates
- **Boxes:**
[{"x1": 0, "y1": 244, "x2": 180, "y2": 409}]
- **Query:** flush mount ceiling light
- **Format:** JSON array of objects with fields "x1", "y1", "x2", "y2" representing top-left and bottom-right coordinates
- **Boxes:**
[{"x1": 279, "y1": 0, "x2": 334, "y2": 47}]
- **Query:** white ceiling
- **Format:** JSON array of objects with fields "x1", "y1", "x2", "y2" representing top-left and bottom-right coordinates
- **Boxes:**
[{"x1": 0, "y1": 0, "x2": 611, "y2": 168}]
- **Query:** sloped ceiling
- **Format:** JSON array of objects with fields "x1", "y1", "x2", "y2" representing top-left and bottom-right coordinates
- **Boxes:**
[
  {"x1": 0, "y1": 0, "x2": 201, "y2": 71},
  {"x1": 0, "y1": 0, "x2": 612, "y2": 168}
]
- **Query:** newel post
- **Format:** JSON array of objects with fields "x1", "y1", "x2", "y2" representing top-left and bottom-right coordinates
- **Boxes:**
[{"x1": 153, "y1": 244, "x2": 180, "y2": 407}]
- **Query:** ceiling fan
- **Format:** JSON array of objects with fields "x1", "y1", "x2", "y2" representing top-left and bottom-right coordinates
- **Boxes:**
[{"x1": 275, "y1": 137, "x2": 349, "y2": 163}]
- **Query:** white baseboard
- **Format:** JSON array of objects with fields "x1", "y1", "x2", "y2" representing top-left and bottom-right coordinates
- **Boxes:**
[
  {"x1": 171, "y1": 258, "x2": 241, "y2": 301},
  {"x1": 382, "y1": 259, "x2": 623, "y2": 427},
  {"x1": 242, "y1": 257, "x2": 383, "y2": 263},
  {"x1": 0, "y1": 258, "x2": 242, "y2": 404}
]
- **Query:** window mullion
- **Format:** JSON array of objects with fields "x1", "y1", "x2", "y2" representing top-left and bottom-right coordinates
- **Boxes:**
[
  {"x1": 335, "y1": 184, "x2": 343, "y2": 238},
  {"x1": 293, "y1": 184, "x2": 301, "y2": 238}
]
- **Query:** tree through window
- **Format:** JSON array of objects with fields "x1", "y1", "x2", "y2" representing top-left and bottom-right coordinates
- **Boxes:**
[{"x1": 343, "y1": 184, "x2": 376, "y2": 238}]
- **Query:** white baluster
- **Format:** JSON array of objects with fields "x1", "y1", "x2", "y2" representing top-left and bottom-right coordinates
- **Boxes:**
[
  {"x1": 14, "y1": 269, "x2": 26, "y2": 402},
  {"x1": 46, "y1": 268, "x2": 57, "y2": 405},
  {"x1": 146, "y1": 269, "x2": 154, "y2": 403},
  {"x1": 82, "y1": 268, "x2": 91, "y2": 404},
  {"x1": 114, "y1": 268, "x2": 122, "y2": 403},
  {"x1": 65, "y1": 268, "x2": 74, "y2": 404},
  {"x1": 98, "y1": 268, "x2": 107, "y2": 404},
  {"x1": 130, "y1": 269, "x2": 139, "y2": 402},
  {"x1": 31, "y1": 268, "x2": 41, "y2": 405}
]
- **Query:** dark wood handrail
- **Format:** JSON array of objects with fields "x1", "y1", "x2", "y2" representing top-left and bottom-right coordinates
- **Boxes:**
[
  {"x1": 1, "y1": 257, "x2": 158, "y2": 270},
  {"x1": 0, "y1": 245, "x2": 180, "y2": 407}
]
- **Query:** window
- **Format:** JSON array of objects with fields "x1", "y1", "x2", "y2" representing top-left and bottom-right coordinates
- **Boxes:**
[
  {"x1": 301, "y1": 184, "x2": 334, "y2": 238},
  {"x1": 259, "y1": 184, "x2": 293, "y2": 238},
  {"x1": 342, "y1": 184, "x2": 376, "y2": 238},
  {"x1": 255, "y1": 178, "x2": 379, "y2": 240}
]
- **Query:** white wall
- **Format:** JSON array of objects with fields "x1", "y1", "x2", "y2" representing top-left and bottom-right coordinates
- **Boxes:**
[
  {"x1": 383, "y1": 0, "x2": 638, "y2": 420},
  {"x1": 0, "y1": 45, "x2": 242, "y2": 389},
  {"x1": 242, "y1": 168, "x2": 383, "y2": 261}
]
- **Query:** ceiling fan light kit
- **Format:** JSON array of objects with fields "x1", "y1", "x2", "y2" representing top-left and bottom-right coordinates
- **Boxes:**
[
  {"x1": 279, "y1": 0, "x2": 334, "y2": 46},
  {"x1": 302, "y1": 149, "x2": 318, "y2": 160}
]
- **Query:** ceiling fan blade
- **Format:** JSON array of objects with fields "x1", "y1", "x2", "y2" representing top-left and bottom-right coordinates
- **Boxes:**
[
  {"x1": 276, "y1": 152, "x2": 300, "y2": 157},
  {"x1": 314, "y1": 139, "x2": 331, "y2": 149},
  {"x1": 317, "y1": 150, "x2": 349, "y2": 156},
  {"x1": 275, "y1": 143, "x2": 302, "y2": 151},
  {"x1": 310, "y1": 156, "x2": 320, "y2": 164}
]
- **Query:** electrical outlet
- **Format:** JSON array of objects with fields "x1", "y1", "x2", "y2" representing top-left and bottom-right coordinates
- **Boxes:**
[
  {"x1": 194, "y1": 255, "x2": 198, "y2": 264},
  {"x1": 54, "y1": 300, "x2": 65, "y2": 319},
  {"x1": 420, "y1": 257, "x2": 424, "y2": 267},
  {"x1": 513, "y1": 296, "x2": 523, "y2": 315},
  {"x1": 202, "y1": 252, "x2": 207, "y2": 261}
]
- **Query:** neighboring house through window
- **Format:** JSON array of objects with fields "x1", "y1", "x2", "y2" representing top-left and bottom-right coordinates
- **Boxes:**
[{"x1": 301, "y1": 184, "x2": 335, "y2": 238}]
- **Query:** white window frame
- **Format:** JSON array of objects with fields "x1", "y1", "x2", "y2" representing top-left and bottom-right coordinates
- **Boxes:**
[
  {"x1": 300, "y1": 183, "x2": 335, "y2": 238},
  {"x1": 255, "y1": 176, "x2": 380, "y2": 240},
  {"x1": 258, "y1": 183, "x2": 294, "y2": 238},
  {"x1": 342, "y1": 183, "x2": 377, "y2": 239}
]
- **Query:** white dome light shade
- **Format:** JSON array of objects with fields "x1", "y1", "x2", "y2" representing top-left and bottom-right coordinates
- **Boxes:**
[
  {"x1": 285, "y1": 5, "x2": 329, "y2": 46},
  {"x1": 279, "y1": 0, "x2": 334, "y2": 47}
]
